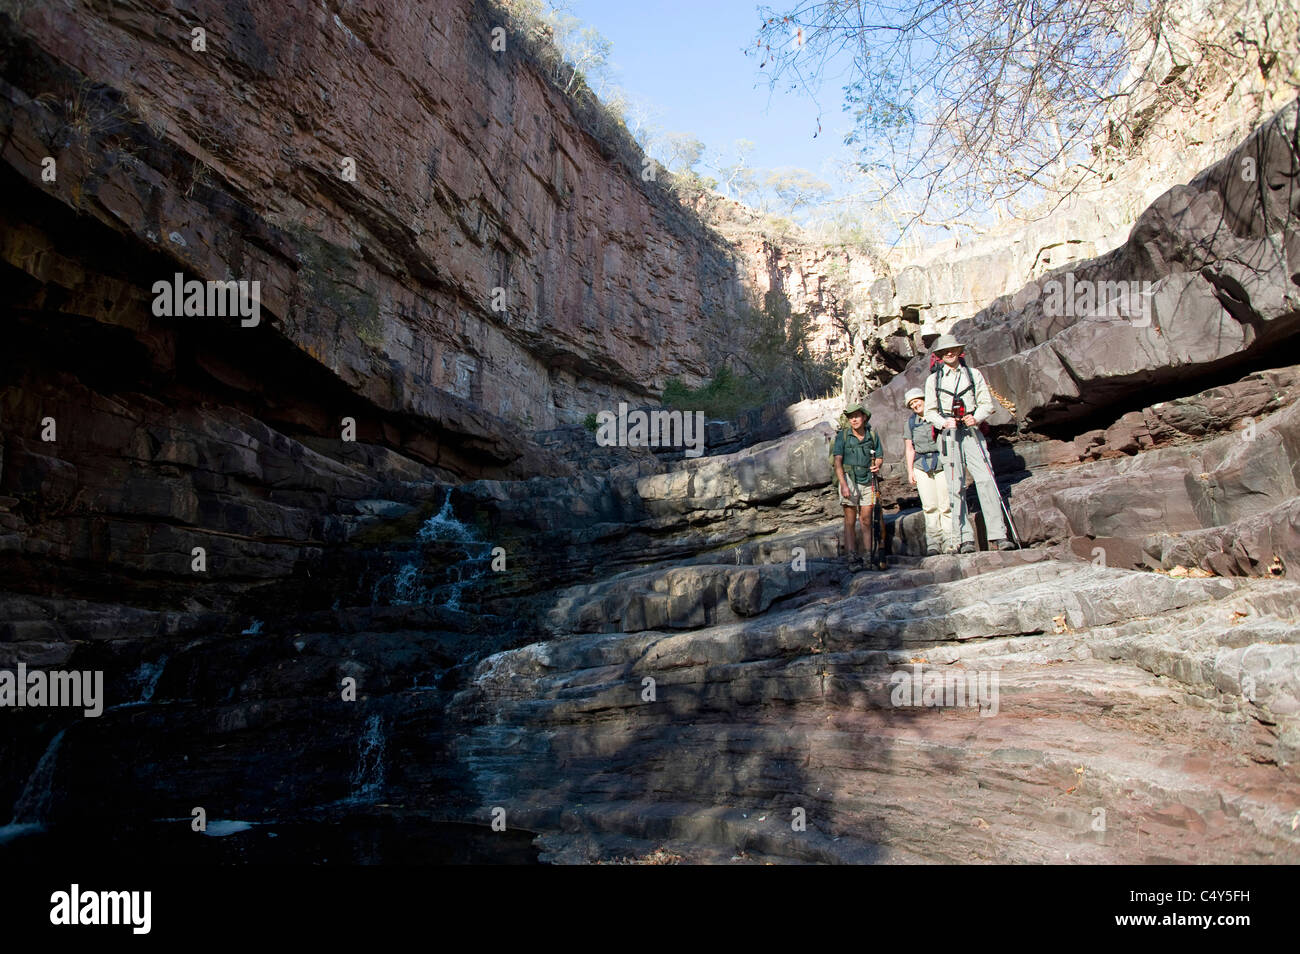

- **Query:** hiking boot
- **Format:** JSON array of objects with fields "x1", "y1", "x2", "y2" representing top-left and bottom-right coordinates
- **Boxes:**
[
  {"x1": 958, "y1": 542, "x2": 976, "y2": 554},
  {"x1": 991, "y1": 538, "x2": 1016, "y2": 551}
]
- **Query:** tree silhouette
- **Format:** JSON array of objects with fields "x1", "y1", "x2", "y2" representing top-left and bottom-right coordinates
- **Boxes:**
[{"x1": 750, "y1": 0, "x2": 1297, "y2": 236}]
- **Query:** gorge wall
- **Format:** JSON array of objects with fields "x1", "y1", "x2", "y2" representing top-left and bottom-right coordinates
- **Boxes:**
[
  {"x1": 0, "y1": 0, "x2": 758, "y2": 453},
  {"x1": 2, "y1": 0, "x2": 1299, "y2": 866},
  {"x1": 0, "y1": 0, "x2": 785, "y2": 640}
]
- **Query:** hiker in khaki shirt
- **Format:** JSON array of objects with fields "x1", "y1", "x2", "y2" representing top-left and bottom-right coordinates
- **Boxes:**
[
  {"x1": 923, "y1": 334, "x2": 1014, "y2": 552},
  {"x1": 833, "y1": 402, "x2": 883, "y2": 568}
]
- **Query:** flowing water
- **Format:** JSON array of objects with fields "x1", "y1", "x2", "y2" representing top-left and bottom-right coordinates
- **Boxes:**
[
  {"x1": 6, "y1": 728, "x2": 67, "y2": 827},
  {"x1": 349, "y1": 713, "x2": 386, "y2": 803},
  {"x1": 377, "y1": 489, "x2": 496, "y2": 608}
]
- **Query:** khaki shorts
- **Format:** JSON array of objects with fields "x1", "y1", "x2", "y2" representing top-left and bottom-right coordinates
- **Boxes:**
[{"x1": 839, "y1": 472, "x2": 878, "y2": 508}]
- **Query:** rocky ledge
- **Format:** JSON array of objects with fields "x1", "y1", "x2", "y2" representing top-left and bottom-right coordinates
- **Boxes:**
[{"x1": 453, "y1": 551, "x2": 1299, "y2": 863}]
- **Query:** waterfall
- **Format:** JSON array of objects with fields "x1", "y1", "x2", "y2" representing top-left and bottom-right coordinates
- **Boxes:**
[
  {"x1": 349, "y1": 713, "x2": 386, "y2": 802},
  {"x1": 390, "y1": 561, "x2": 423, "y2": 604},
  {"x1": 377, "y1": 488, "x2": 494, "y2": 608},
  {"x1": 417, "y1": 489, "x2": 478, "y2": 543},
  {"x1": 4, "y1": 657, "x2": 169, "y2": 838},
  {"x1": 7, "y1": 728, "x2": 67, "y2": 826},
  {"x1": 129, "y1": 654, "x2": 168, "y2": 704}
]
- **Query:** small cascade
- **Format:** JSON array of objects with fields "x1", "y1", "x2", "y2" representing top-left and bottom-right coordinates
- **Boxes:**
[
  {"x1": 439, "y1": 562, "x2": 477, "y2": 611},
  {"x1": 7, "y1": 729, "x2": 67, "y2": 826},
  {"x1": 128, "y1": 654, "x2": 168, "y2": 704},
  {"x1": 388, "y1": 561, "x2": 423, "y2": 604},
  {"x1": 416, "y1": 490, "x2": 478, "y2": 544},
  {"x1": 348, "y1": 713, "x2": 386, "y2": 803},
  {"x1": 373, "y1": 489, "x2": 496, "y2": 609},
  {"x1": 100, "y1": 655, "x2": 172, "y2": 714}
]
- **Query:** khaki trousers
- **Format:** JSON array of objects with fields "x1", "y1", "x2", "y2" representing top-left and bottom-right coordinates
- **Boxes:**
[
  {"x1": 940, "y1": 428, "x2": 1007, "y2": 545},
  {"x1": 914, "y1": 466, "x2": 953, "y2": 551}
]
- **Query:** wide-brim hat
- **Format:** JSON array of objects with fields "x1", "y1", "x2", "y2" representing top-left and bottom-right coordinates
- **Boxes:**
[
  {"x1": 931, "y1": 333, "x2": 964, "y2": 353},
  {"x1": 903, "y1": 387, "x2": 925, "y2": 405},
  {"x1": 844, "y1": 402, "x2": 869, "y2": 418}
]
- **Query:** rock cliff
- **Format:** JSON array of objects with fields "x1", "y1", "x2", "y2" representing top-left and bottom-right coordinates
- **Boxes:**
[
  {"x1": 1, "y1": 0, "x2": 1298, "y2": 866},
  {"x1": 0, "y1": 0, "x2": 760, "y2": 449}
]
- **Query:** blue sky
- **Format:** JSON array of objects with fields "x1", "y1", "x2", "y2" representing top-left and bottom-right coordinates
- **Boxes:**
[{"x1": 563, "y1": 0, "x2": 858, "y2": 187}]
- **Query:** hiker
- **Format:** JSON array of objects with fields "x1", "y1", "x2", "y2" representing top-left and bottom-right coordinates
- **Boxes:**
[
  {"x1": 902, "y1": 387, "x2": 953, "y2": 555},
  {"x1": 923, "y1": 334, "x2": 1015, "y2": 553},
  {"x1": 833, "y1": 402, "x2": 883, "y2": 567}
]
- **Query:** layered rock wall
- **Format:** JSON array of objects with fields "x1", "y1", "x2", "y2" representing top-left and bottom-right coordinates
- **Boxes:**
[
  {"x1": 863, "y1": 99, "x2": 1300, "y2": 452},
  {"x1": 0, "y1": 0, "x2": 753, "y2": 445}
]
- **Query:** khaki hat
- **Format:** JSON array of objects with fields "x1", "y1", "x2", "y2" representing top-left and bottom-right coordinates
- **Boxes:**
[
  {"x1": 903, "y1": 388, "x2": 925, "y2": 405},
  {"x1": 931, "y1": 333, "x2": 964, "y2": 353},
  {"x1": 844, "y1": 402, "x2": 869, "y2": 418}
]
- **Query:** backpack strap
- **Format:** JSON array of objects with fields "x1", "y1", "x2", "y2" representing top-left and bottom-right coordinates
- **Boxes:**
[
  {"x1": 934, "y1": 357, "x2": 976, "y2": 414},
  {"x1": 837, "y1": 425, "x2": 876, "y2": 477}
]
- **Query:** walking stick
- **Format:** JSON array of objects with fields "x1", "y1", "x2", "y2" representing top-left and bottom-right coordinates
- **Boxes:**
[
  {"x1": 970, "y1": 431, "x2": 1022, "y2": 548},
  {"x1": 871, "y1": 470, "x2": 887, "y2": 570}
]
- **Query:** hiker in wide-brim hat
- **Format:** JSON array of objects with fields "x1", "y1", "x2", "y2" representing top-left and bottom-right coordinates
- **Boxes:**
[
  {"x1": 832, "y1": 402, "x2": 883, "y2": 568},
  {"x1": 923, "y1": 336, "x2": 1015, "y2": 553},
  {"x1": 902, "y1": 386, "x2": 953, "y2": 556}
]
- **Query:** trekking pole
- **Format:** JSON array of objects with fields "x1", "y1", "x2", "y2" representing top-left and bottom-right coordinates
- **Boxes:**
[
  {"x1": 871, "y1": 470, "x2": 887, "y2": 570},
  {"x1": 970, "y1": 433, "x2": 1022, "y2": 548},
  {"x1": 866, "y1": 477, "x2": 878, "y2": 568}
]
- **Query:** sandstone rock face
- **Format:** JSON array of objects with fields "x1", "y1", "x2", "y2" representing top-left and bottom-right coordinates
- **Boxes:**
[
  {"x1": 1006, "y1": 396, "x2": 1300, "y2": 569},
  {"x1": 0, "y1": 0, "x2": 758, "y2": 445},
  {"x1": 543, "y1": 562, "x2": 818, "y2": 635},
  {"x1": 452, "y1": 553, "x2": 1300, "y2": 863},
  {"x1": 811, "y1": 0, "x2": 1298, "y2": 400},
  {"x1": 0, "y1": 0, "x2": 822, "y2": 657},
  {"x1": 976, "y1": 102, "x2": 1298, "y2": 432}
]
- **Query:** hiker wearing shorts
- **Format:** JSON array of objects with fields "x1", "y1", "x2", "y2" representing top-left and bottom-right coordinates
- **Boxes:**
[
  {"x1": 923, "y1": 334, "x2": 1014, "y2": 553},
  {"x1": 833, "y1": 402, "x2": 883, "y2": 567},
  {"x1": 902, "y1": 387, "x2": 953, "y2": 555}
]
